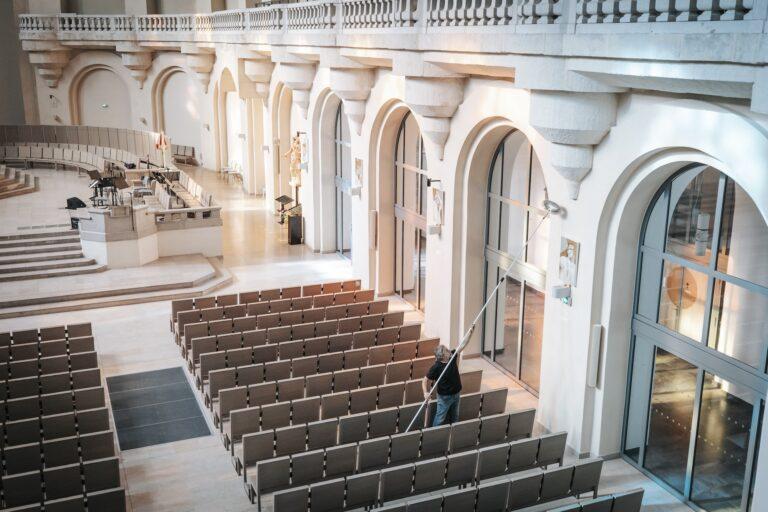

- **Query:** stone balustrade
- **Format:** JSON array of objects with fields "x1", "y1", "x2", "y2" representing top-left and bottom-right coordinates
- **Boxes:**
[{"x1": 19, "y1": 0, "x2": 765, "y2": 40}]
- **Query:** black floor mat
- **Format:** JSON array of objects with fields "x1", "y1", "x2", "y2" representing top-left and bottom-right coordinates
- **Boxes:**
[{"x1": 106, "y1": 367, "x2": 210, "y2": 450}]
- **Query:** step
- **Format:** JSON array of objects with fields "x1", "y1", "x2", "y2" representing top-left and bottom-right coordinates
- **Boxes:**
[
  {"x1": 0, "y1": 235, "x2": 82, "y2": 249},
  {"x1": 0, "y1": 263, "x2": 107, "y2": 283},
  {"x1": 0, "y1": 187, "x2": 36, "y2": 200},
  {"x1": 0, "y1": 244, "x2": 82, "y2": 257},
  {"x1": 0, "y1": 257, "x2": 96, "y2": 274},
  {"x1": 0, "y1": 258, "x2": 232, "y2": 317},
  {"x1": 0, "y1": 249, "x2": 84, "y2": 265},
  {"x1": 0, "y1": 258, "x2": 233, "y2": 319},
  {"x1": 0, "y1": 229, "x2": 77, "y2": 242}
]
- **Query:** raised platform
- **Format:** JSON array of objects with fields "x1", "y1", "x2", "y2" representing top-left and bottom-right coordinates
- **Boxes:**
[{"x1": 0, "y1": 254, "x2": 233, "y2": 319}]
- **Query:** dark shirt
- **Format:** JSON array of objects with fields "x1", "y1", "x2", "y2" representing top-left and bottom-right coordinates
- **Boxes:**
[{"x1": 426, "y1": 350, "x2": 462, "y2": 396}]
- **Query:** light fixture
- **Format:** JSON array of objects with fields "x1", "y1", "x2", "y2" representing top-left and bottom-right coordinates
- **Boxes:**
[{"x1": 100, "y1": 103, "x2": 109, "y2": 109}]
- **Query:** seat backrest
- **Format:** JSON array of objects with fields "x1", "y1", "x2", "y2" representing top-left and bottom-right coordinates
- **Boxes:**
[{"x1": 308, "y1": 477, "x2": 345, "y2": 512}]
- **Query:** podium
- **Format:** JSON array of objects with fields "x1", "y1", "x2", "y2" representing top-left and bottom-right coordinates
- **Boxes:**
[{"x1": 288, "y1": 215, "x2": 303, "y2": 245}]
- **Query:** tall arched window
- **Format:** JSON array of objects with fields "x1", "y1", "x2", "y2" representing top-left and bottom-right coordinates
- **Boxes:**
[
  {"x1": 393, "y1": 111, "x2": 427, "y2": 311},
  {"x1": 481, "y1": 130, "x2": 549, "y2": 394},
  {"x1": 334, "y1": 102, "x2": 353, "y2": 258},
  {"x1": 623, "y1": 164, "x2": 768, "y2": 511}
]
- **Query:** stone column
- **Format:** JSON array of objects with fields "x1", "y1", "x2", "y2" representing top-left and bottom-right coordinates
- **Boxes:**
[{"x1": 529, "y1": 91, "x2": 617, "y2": 199}]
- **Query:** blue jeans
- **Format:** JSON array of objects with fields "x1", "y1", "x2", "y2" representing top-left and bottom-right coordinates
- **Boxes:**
[{"x1": 432, "y1": 392, "x2": 461, "y2": 426}]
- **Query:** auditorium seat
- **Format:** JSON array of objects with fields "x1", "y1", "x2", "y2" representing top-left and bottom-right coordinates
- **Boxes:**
[{"x1": 0, "y1": 323, "x2": 125, "y2": 511}]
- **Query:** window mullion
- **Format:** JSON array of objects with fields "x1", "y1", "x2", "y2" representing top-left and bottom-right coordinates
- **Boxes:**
[{"x1": 683, "y1": 368, "x2": 705, "y2": 499}]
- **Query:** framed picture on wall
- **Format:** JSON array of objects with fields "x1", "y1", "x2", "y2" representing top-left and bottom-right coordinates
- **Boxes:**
[{"x1": 558, "y1": 237, "x2": 579, "y2": 286}]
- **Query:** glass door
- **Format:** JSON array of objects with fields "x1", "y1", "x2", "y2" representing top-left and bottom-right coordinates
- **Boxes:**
[
  {"x1": 334, "y1": 102, "x2": 352, "y2": 258},
  {"x1": 393, "y1": 111, "x2": 427, "y2": 311}
]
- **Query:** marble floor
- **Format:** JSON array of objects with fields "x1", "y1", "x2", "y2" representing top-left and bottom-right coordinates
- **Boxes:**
[{"x1": 0, "y1": 167, "x2": 691, "y2": 511}]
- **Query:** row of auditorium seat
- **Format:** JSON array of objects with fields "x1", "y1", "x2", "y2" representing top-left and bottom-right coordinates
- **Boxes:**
[
  {"x1": 549, "y1": 489, "x2": 645, "y2": 511},
  {"x1": 204, "y1": 337, "x2": 439, "y2": 407},
  {"x1": 250, "y1": 412, "x2": 562, "y2": 505},
  {"x1": 0, "y1": 323, "x2": 125, "y2": 511},
  {"x1": 176, "y1": 289, "x2": 377, "y2": 347},
  {"x1": 170, "y1": 279, "x2": 362, "y2": 334},
  {"x1": 197, "y1": 323, "x2": 422, "y2": 387},
  {"x1": 216, "y1": 355, "x2": 440, "y2": 421},
  {"x1": 271, "y1": 451, "x2": 599, "y2": 512},
  {"x1": 184, "y1": 299, "x2": 392, "y2": 361}
]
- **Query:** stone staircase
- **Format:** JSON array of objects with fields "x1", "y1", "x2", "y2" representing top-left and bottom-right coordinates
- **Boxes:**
[
  {"x1": 0, "y1": 229, "x2": 106, "y2": 282},
  {"x1": 0, "y1": 167, "x2": 38, "y2": 199}
]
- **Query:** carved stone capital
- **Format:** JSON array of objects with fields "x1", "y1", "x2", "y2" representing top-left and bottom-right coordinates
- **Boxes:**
[
  {"x1": 277, "y1": 62, "x2": 317, "y2": 119},
  {"x1": 181, "y1": 44, "x2": 215, "y2": 93},
  {"x1": 117, "y1": 43, "x2": 153, "y2": 89},
  {"x1": 21, "y1": 41, "x2": 70, "y2": 88},
  {"x1": 404, "y1": 76, "x2": 465, "y2": 160},
  {"x1": 242, "y1": 58, "x2": 275, "y2": 102},
  {"x1": 329, "y1": 67, "x2": 375, "y2": 135},
  {"x1": 530, "y1": 91, "x2": 617, "y2": 199}
]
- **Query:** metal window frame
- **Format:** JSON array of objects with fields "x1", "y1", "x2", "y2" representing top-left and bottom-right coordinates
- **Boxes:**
[{"x1": 622, "y1": 164, "x2": 768, "y2": 512}]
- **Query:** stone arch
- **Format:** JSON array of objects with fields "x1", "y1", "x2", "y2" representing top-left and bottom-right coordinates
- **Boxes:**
[
  {"x1": 213, "y1": 66, "x2": 239, "y2": 172},
  {"x1": 588, "y1": 97, "x2": 768, "y2": 458},
  {"x1": 310, "y1": 87, "x2": 343, "y2": 253},
  {"x1": 151, "y1": 66, "x2": 202, "y2": 154},
  {"x1": 451, "y1": 116, "x2": 551, "y2": 356},
  {"x1": 69, "y1": 64, "x2": 132, "y2": 128},
  {"x1": 269, "y1": 81, "x2": 293, "y2": 208},
  {"x1": 366, "y1": 99, "x2": 423, "y2": 296}
]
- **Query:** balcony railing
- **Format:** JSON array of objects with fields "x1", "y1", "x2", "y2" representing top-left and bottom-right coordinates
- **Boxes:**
[{"x1": 17, "y1": 0, "x2": 767, "y2": 38}]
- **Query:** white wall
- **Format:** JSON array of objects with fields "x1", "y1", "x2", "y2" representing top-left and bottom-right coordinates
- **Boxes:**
[
  {"x1": 77, "y1": 68, "x2": 132, "y2": 129},
  {"x1": 162, "y1": 70, "x2": 203, "y2": 152}
]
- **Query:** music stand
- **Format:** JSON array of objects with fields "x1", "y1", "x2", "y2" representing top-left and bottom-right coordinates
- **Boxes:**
[{"x1": 275, "y1": 195, "x2": 294, "y2": 225}]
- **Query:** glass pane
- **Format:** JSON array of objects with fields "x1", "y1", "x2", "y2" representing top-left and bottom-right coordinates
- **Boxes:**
[
  {"x1": 644, "y1": 348, "x2": 697, "y2": 494},
  {"x1": 708, "y1": 279, "x2": 768, "y2": 370},
  {"x1": 395, "y1": 219, "x2": 403, "y2": 295},
  {"x1": 482, "y1": 264, "x2": 499, "y2": 358},
  {"x1": 499, "y1": 131, "x2": 529, "y2": 204},
  {"x1": 402, "y1": 223, "x2": 418, "y2": 308},
  {"x1": 637, "y1": 251, "x2": 663, "y2": 321},
  {"x1": 525, "y1": 210, "x2": 549, "y2": 271},
  {"x1": 658, "y1": 262, "x2": 708, "y2": 341},
  {"x1": 643, "y1": 189, "x2": 669, "y2": 251},
  {"x1": 336, "y1": 189, "x2": 343, "y2": 253},
  {"x1": 418, "y1": 232, "x2": 426, "y2": 311},
  {"x1": 748, "y1": 402, "x2": 763, "y2": 511},
  {"x1": 499, "y1": 202, "x2": 525, "y2": 259},
  {"x1": 495, "y1": 277, "x2": 521, "y2": 377},
  {"x1": 691, "y1": 372, "x2": 755, "y2": 511},
  {"x1": 666, "y1": 167, "x2": 719, "y2": 266},
  {"x1": 624, "y1": 336, "x2": 656, "y2": 463},
  {"x1": 341, "y1": 191, "x2": 352, "y2": 258},
  {"x1": 486, "y1": 197, "x2": 502, "y2": 251},
  {"x1": 717, "y1": 178, "x2": 768, "y2": 288},
  {"x1": 520, "y1": 284, "x2": 545, "y2": 392}
]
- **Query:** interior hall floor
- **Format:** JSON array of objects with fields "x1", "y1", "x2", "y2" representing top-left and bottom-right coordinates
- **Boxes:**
[{"x1": 0, "y1": 166, "x2": 691, "y2": 511}]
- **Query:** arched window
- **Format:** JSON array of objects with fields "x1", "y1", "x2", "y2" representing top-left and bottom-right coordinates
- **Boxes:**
[
  {"x1": 393, "y1": 111, "x2": 427, "y2": 311},
  {"x1": 481, "y1": 130, "x2": 549, "y2": 394},
  {"x1": 334, "y1": 102, "x2": 352, "y2": 258},
  {"x1": 624, "y1": 164, "x2": 768, "y2": 510}
]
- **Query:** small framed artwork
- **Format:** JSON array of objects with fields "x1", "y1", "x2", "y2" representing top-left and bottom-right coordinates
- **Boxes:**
[
  {"x1": 558, "y1": 237, "x2": 579, "y2": 286},
  {"x1": 354, "y1": 158, "x2": 363, "y2": 186}
]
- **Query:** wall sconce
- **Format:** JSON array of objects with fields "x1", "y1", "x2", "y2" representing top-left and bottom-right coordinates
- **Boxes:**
[
  {"x1": 100, "y1": 103, "x2": 109, "y2": 110},
  {"x1": 53, "y1": 115, "x2": 62, "y2": 123},
  {"x1": 139, "y1": 117, "x2": 147, "y2": 125},
  {"x1": 48, "y1": 94, "x2": 60, "y2": 108},
  {"x1": 204, "y1": 124, "x2": 210, "y2": 131}
]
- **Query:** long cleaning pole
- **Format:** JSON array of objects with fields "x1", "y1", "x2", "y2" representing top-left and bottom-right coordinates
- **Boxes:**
[{"x1": 404, "y1": 210, "x2": 553, "y2": 433}]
